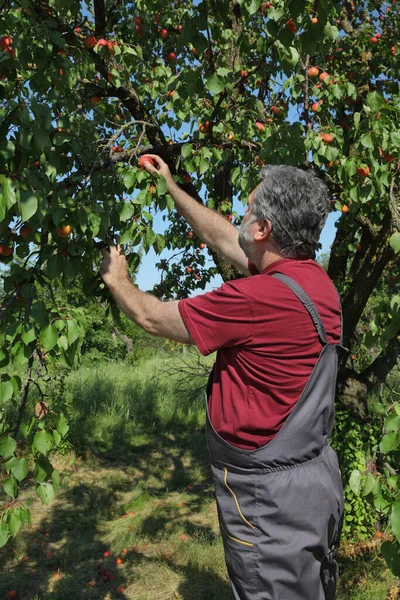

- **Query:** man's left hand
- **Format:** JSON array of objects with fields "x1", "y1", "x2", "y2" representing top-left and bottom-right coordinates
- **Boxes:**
[{"x1": 100, "y1": 244, "x2": 129, "y2": 289}]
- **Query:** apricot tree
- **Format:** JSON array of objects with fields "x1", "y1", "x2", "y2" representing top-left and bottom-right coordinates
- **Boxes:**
[{"x1": 0, "y1": 0, "x2": 399, "y2": 572}]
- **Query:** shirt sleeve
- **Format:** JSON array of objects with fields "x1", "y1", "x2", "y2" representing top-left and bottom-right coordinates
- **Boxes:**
[{"x1": 178, "y1": 282, "x2": 255, "y2": 356}]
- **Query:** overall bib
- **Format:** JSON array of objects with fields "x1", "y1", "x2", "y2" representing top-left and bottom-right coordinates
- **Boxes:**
[{"x1": 206, "y1": 273, "x2": 348, "y2": 600}]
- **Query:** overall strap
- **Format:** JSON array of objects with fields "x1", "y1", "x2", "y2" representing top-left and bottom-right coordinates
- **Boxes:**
[{"x1": 271, "y1": 273, "x2": 328, "y2": 345}]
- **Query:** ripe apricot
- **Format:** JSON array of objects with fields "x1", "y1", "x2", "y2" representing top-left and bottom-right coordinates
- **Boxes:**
[
  {"x1": 139, "y1": 155, "x2": 155, "y2": 169},
  {"x1": 85, "y1": 35, "x2": 96, "y2": 48},
  {"x1": 321, "y1": 133, "x2": 333, "y2": 144},
  {"x1": 307, "y1": 67, "x2": 319, "y2": 78},
  {"x1": 0, "y1": 244, "x2": 13, "y2": 256},
  {"x1": 56, "y1": 225, "x2": 71, "y2": 238}
]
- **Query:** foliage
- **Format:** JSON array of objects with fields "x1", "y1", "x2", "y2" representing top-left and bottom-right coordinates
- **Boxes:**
[
  {"x1": 346, "y1": 370, "x2": 400, "y2": 576},
  {"x1": 0, "y1": 0, "x2": 399, "y2": 569}
]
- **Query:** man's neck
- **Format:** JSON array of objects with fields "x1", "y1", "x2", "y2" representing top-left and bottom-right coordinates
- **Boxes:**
[{"x1": 253, "y1": 249, "x2": 285, "y2": 273}]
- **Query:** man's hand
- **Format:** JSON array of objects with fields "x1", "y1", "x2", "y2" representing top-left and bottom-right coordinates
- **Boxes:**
[
  {"x1": 99, "y1": 242, "x2": 195, "y2": 345},
  {"x1": 100, "y1": 243, "x2": 129, "y2": 290},
  {"x1": 139, "y1": 154, "x2": 174, "y2": 188}
]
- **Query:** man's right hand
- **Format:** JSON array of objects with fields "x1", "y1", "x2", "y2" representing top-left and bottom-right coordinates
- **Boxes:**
[
  {"x1": 138, "y1": 153, "x2": 251, "y2": 277},
  {"x1": 139, "y1": 154, "x2": 174, "y2": 188}
]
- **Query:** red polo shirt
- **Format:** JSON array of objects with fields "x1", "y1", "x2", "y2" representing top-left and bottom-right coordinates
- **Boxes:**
[{"x1": 178, "y1": 258, "x2": 341, "y2": 449}]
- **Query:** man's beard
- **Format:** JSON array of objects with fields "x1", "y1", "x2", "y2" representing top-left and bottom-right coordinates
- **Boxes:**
[{"x1": 238, "y1": 218, "x2": 256, "y2": 261}]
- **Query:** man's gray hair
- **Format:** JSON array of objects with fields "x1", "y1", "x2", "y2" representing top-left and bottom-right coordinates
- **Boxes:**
[{"x1": 251, "y1": 165, "x2": 330, "y2": 259}]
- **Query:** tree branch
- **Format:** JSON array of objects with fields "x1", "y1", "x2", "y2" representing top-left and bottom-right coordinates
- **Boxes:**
[
  {"x1": 93, "y1": 0, "x2": 107, "y2": 35},
  {"x1": 359, "y1": 333, "x2": 400, "y2": 390}
]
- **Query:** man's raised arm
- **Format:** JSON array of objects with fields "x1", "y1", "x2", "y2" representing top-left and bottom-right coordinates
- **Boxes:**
[{"x1": 142, "y1": 155, "x2": 250, "y2": 276}]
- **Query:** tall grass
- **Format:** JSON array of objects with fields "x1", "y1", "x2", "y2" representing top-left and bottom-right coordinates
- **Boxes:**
[{"x1": 59, "y1": 352, "x2": 214, "y2": 456}]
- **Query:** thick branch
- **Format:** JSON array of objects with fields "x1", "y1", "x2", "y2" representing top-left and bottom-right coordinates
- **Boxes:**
[
  {"x1": 210, "y1": 158, "x2": 242, "y2": 282},
  {"x1": 342, "y1": 210, "x2": 394, "y2": 346},
  {"x1": 359, "y1": 334, "x2": 400, "y2": 390},
  {"x1": 327, "y1": 215, "x2": 357, "y2": 284},
  {"x1": 111, "y1": 327, "x2": 134, "y2": 354},
  {"x1": 93, "y1": 0, "x2": 107, "y2": 35}
]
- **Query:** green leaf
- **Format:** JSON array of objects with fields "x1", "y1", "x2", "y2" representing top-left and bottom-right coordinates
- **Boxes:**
[
  {"x1": 390, "y1": 233, "x2": 400, "y2": 254},
  {"x1": 33, "y1": 126, "x2": 51, "y2": 151},
  {"x1": 363, "y1": 472, "x2": 376, "y2": 496},
  {"x1": 181, "y1": 144, "x2": 193, "y2": 159},
  {"x1": 32, "y1": 430, "x2": 53, "y2": 456},
  {"x1": 36, "y1": 482, "x2": 54, "y2": 505},
  {"x1": 0, "y1": 522, "x2": 10, "y2": 549},
  {"x1": 246, "y1": 0, "x2": 261, "y2": 15},
  {"x1": 0, "y1": 176, "x2": 17, "y2": 221},
  {"x1": 360, "y1": 133, "x2": 374, "y2": 149},
  {"x1": 367, "y1": 91, "x2": 384, "y2": 113},
  {"x1": 52, "y1": 469, "x2": 60, "y2": 490},
  {"x1": 156, "y1": 175, "x2": 168, "y2": 195},
  {"x1": 34, "y1": 454, "x2": 53, "y2": 483},
  {"x1": 381, "y1": 541, "x2": 400, "y2": 577},
  {"x1": 3, "y1": 475, "x2": 18, "y2": 499},
  {"x1": 283, "y1": 46, "x2": 299, "y2": 68},
  {"x1": 153, "y1": 233, "x2": 166, "y2": 254},
  {"x1": 57, "y1": 413, "x2": 69, "y2": 437},
  {"x1": 268, "y1": 6, "x2": 284, "y2": 20},
  {"x1": 0, "y1": 140, "x2": 15, "y2": 161},
  {"x1": 53, "y1": 132, "x2": 71, "y2": 146},
  {"x1": 21, "y1": 327, "x2": 36, "y2": 344},
  {"x1": 10, "y1": 458, "x2": 29, "y2": 482},
  {"x1": 119, "y1": 202, "x2": 135, "y2": 221},
  {"x1": 391, "y1": 132, "x2": 400, "y2": 148},
  {"x1": 354, "y1": 113, "x2": 360, "y2": 130},
  {"x1": 324, "y1": 23, "x2": 339, "y2": 41},
  {"x1": 53, "y1": 430, "x2": 61, "y2": 446},
  {"x1": 39, "y1": 325, "x2": 58, "y2": 351},
  {"x1": 18, "y1": 190, "x2": 38, "y2": 222},
  {"x1": 390, "y1": 501, "x2": 400, "y2": 542},
  {"x1": 66, "y1": 319, "x2": 80, "y2": 345},
  {"x1": 0, "y1": 381, "x2": 13, "y2": 403},
  {"x1": 385, "y1": 413, "x2": 400, "y2": 432},
  {"x1": 349, "y1": 469, "x2": 361, "y2": 495},
  {"x1": 9, "y1": 509, "x2": 23, "y2": 536},
  {"x1": 31, "y1": 301, "x2": 48, "y2": 328},
  {"x1": 0, "y1": 436, "x2": 16, "y2": 459},
  {"x1": 206, "y1": 73, "x2": 226, "y2": 95},
  {"x1": 380, "y1": 432, "x2": 400, "y2": 454},
  {"x1": 199, "y1": 156, "x2": 209, "y2": 174},
  {"x1": 123, "y1": 170, "x2": 136, "y2": 190}
]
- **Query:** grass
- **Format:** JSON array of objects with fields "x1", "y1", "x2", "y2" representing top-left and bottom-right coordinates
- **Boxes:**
[{"x1": 0, "y1": 353, "x2": 398, "y2": 599}]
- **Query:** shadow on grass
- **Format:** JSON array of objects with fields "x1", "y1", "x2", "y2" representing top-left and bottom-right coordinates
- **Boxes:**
[
  {"x1": 1, "y1": 362, "x2": 396, "y2": 600},
  {"x1": 0, "y1": 426, "x2": 228, "y2": 599}
]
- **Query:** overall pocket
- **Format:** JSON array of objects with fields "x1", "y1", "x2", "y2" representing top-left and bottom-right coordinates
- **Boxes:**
[{"x1": 212, "y1": 465, "x2": 258, "y2": 588}]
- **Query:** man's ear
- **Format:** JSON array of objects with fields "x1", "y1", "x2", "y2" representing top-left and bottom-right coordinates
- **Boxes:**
[{"x1": 254, "y1": 219, "x2": 272, "y2": 241}]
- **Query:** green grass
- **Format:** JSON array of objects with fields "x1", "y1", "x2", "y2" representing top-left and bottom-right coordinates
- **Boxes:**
[{"x1": 0, "y1": 354, "x2": 398, "y2": 599}]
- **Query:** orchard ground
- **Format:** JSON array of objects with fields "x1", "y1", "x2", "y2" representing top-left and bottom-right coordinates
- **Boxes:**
[{"x1": 0, "y1": 352, "x2": 399, "y2": 600}]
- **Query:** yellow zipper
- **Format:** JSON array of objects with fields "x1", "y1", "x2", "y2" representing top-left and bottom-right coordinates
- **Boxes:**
[
  {"x1": 220, "y1": 523, "x2": 254, "y2": 547},
  {"x1": 224, "y1": 467, "x2": 257, "y2": 530}
]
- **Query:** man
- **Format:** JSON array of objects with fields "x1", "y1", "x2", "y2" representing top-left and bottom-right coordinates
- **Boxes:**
[{"x1": 100, "y1": 156, "x2": 347, "y2": 600}]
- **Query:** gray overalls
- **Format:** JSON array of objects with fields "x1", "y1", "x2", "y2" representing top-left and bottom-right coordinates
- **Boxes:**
[{"x1": 206, "y1": 274, "x2": 348, "y2": 600}]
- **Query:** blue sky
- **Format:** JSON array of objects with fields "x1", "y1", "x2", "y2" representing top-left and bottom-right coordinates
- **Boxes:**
[{"x1": 134, "y1": 199, "x2": 339, "y2": 294}]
